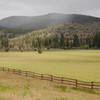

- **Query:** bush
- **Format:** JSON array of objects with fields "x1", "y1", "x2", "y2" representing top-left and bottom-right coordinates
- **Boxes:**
[
  {"x1": 38, "y1": 48, "x2": 42, "y2": 54},
  {"x1": 34, "y1": 48, "x2": 37, "y2": 51},
  {"x1": 5, "y1": 47, "x2": 9, "y2": 52},
  {"x1": 80, "y1": 45, "x2": 89, "y2": 49}
]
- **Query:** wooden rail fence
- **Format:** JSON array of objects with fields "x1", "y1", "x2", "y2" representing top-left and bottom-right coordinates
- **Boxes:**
[{"x1": 0, "y1": 67, "x2": 100, "y2": 90}]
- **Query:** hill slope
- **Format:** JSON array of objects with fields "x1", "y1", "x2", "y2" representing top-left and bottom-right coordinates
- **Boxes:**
[
  {"x1": 0, "y1": 13, "x2": 100, "y2": 30},
  {"x1": 9, "y1": 22, "x2": 100, "y2": 50}
]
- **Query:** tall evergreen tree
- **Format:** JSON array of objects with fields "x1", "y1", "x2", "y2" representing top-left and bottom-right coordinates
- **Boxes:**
[
  {"x1": 37, "y1": 37, "x2": 43, "y2": 53},
  {"x1": 73, "y1": 34, "x2": 80, "y2": 47},
  {"x1": 60, "y1": 34, "x2": 65, "y2": 49},
  {"x1": 93, "y1": 32, "x2": 100, "y2": 48},
  {"x1": 1, "y1": 36, "x2": 9, "y2": 51}
]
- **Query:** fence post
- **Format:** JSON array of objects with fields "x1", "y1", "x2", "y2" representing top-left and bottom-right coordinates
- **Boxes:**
[
  {"x1": 2, "y1": 67, "x2": 4, "y2": 71},
  {"x1": 91, "y1": 81, "x2": 94, "y2": 89},
  {"x1": 41, "y1": 74, "x2": 43, "y2": 79},
  {"x1": 50, "y1": 75, "x2": 53, "y2": 81},
  {"x1": 25, "y1": 71, "x2": 28, "y2": 77},
  {"x1": 76, "y1": 80, "x2": 78, "y2": 88},
  {"x1": 61, "y1": 77, "x2": 64, "y2": 83},
  {"x1": 18, "y1": 70, "x2": 21, "y2": 75},
  {"x1": 32, "y1": 73, "x2": 34, "y2": 78}
]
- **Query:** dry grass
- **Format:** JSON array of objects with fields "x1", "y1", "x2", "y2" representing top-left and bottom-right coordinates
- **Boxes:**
[
  {"x1": 0, "y1": 72, "x2": 100, "y2": 100},
  {"x1": 0, "y1": 50, "x2": 100, "y2": 81}
]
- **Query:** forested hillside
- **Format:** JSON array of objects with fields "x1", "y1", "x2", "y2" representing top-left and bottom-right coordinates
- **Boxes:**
[
  {"x1": 0, "y1": 13, "x2": 100, "y2": 39},
  {"x1": 9, "y1": 23, "x2": 100, "y2": 51},
  {"x1": 0, "y1": 13, "x2": 100, "y2": 51}
]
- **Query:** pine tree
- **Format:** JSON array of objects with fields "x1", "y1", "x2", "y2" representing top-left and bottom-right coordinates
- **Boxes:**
[
  {"x1": 73, "y1": 35, "x2": 80, "y2": 47},
  {"x1": 93, "y1": 32, "x2": 100, "y2": 48},
  {"x1": 60, "y1": 34, "x2": 65, "y2": 49},
  {"x1": 1, "y1": 36, "x2": 9, "y2": 51}
]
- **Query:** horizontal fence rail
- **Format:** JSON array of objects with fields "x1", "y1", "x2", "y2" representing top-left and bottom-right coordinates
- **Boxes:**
[{"x1": 0, "y1": 67, "x2": 100, "y2": 90}]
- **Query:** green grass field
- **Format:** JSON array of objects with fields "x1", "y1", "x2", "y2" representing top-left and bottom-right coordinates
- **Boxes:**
[{"x1": 0, "y1": 50, "x2": 100, "y2": 82}]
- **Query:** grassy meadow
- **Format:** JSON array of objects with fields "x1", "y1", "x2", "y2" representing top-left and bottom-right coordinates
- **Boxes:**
[{"x1": 0, "y1": 50, "x2": 100, "y2": 82}]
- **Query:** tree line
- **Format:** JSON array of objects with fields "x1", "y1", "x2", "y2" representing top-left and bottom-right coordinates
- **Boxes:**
[
  {"x1": 0, "y1": 35, "x2": 9, "y2": 51},
  {"x1": 0, "y1": 32, "x2": 100, "y2": 52}
]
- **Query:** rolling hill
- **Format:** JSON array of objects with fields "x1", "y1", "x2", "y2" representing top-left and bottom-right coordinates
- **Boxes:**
[{"x1": 0, "y1": 13, "x2": 100, "y2": 30}]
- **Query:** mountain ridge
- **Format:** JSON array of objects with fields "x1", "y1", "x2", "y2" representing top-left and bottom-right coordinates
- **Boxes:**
[{"x1": 0, "y1": 13, "x2": 100, "y2": 30}]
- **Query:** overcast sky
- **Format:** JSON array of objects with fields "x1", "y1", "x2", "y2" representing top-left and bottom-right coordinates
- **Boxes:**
[{"x1": 0, "y1": 0, "x2": 100, "y2": 19}]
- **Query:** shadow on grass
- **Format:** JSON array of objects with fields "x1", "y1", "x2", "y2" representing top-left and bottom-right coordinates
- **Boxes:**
[
  {"x1": 53, "y1": 85, "x2": 100, "y2": 95},
  {"x1": 53, "y1": 85, "x2": 68, "y2": 92},
  {"x1": 72, "y1": 87, "x2": 100, "y2": 95}
]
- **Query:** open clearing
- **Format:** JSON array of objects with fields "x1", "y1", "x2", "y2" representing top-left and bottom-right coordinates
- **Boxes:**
[
  {"x1": 0, "y1": 71, "x2": 100, "y2": 100},
  {"x1": 0, "y1": 50, "x2": 100, "y2": 81}
]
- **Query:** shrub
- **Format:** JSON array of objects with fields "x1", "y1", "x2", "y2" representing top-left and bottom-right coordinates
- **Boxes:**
[{"x1": 38, "y1": 48, "x2": 42, "y2": 54}]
